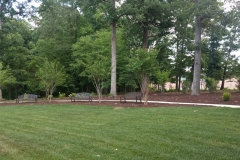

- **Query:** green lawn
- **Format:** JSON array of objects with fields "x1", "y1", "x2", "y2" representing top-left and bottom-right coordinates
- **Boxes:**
[{"x1": 0, "y1": 105, "x2": 239, "y2": 160}]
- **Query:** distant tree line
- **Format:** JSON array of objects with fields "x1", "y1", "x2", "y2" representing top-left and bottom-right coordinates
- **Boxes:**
[{"x1": 0, "y1": 0, "x2": 240, "y2": 103}]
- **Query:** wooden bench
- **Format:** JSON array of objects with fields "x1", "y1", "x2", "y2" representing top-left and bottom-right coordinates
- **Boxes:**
[
  {"x1": 16, "y1": 94, "x2": 38, "y2": 103},
  {"x1": 120, "y1": 92, "x2": 142, "y2": 103},
  {"x1": 71, "y1": 92, "x2": 92, "y2": 102}
]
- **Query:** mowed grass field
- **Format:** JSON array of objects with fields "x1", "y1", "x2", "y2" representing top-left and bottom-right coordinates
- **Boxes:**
[{"x1": 0, "y1": 104, "x2": 239, "y2": 160}]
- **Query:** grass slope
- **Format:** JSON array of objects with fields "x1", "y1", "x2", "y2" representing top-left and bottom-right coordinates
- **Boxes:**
[{"x1": 0, "y1": 105, "x2": 239, "y2": 160}]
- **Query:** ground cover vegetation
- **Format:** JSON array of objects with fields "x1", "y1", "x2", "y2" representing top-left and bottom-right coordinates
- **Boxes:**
[
  {"x1": 0, "y1": 0, "x2": 240, "y2": 102},
  {"x1": 0, "y1": 105, "x2": 239, "y2": 159}
]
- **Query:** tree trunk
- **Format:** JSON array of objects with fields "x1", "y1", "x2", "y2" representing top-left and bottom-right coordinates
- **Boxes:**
[
  {"x1": 176, "y1": 76, "x2": 179, "y2": 91},
  {"x1": 110, "y1": 19, "x2": 117, "y2": 96},
  {"x1": 161, "y1": 84, "x2": 165, "y2": 93},
  {"x1": 0, "y1": 3, "x2": 2, "y2": 31},
  {"x1": 110, "y1": 0, "x2": 117, "y2": 96},
  {"x1": 175, "y1": 40, "x2": 179, "y2": 91},
  {"x1": 97, "y1": 90, "x2": 101, "y2": 103},
  {"x1": 0, "y1": 85, "x2": 2, "y2": 100},
  {"x1": 141, "y1": 74, "x2": 149, "y2": 105},
  {"x1": 220, "y1": 78, "x2": 225, "y2": 90},
  {"x1": 0, "y1": 6, "x2": 2, "y2": 53},
  {"x1": 141, "y1": 26, "x2": 149, "y2": 105},
  {"x1": 221, "y1": 48, "x2": 232, "y2": 90},
  {"x1": 220, "y1": 66, "x2": 227, "y2": 90},
  {"x1": 0, "y1": 17, "x2": 2, "y2": 32},
  {"x1": 0, "y1": 17, "x2": 3, "y2": 99},
  {"x1": 142, "y1": 26, "x2": 148, "y2": 49},
  {"x1": 192, "y1": 1, "x2": 202, "y2": 96},
  {"x1": 97, "y1": 86, "x2": 102, "y2": 103},
  {"x1": 178, "y1": 76, "x2": 181, "y2": 91}
]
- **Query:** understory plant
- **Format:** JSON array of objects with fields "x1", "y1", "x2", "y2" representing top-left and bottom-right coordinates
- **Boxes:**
[
  {"x1": 126, "y1": 48, "x2": 159, "y2": 105},
  {"x1": 58, "y1": 92, "x2": 66, "y2": 98},
  {"x1": 182, "y1": 80, "x2": 191, "y2": 94},
  {"x1": 205, "y1": 77, "x2": 217, "y2": 93},
  {"x1": 222, "y1": 92, "x2": 231, "y2": 101},
  {"x1": 36, "y1": 58, "x2": 66, "y2": 101}
]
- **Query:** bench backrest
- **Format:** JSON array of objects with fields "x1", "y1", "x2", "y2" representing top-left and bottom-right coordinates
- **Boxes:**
[
  {"x1": 124, "y1": 92, "x2": 142, "y2": 99},
  {"x1": 18, "y1": 94, "x2": 37, "y2": 100},
  {"x1": 74, "y1": 92, "x2": 92, "y2": 98}
]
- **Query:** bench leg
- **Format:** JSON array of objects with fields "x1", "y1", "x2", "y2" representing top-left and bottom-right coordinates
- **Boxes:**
[
  {"x1": 136, "y1": 97, "x2": 142, "y2": 103},
  {"x1": 89, "y1": 97, "x2": 92, "y2": 102},
  {"x1": 120, "y1": 97, "x2": 126, "y2": 103}
]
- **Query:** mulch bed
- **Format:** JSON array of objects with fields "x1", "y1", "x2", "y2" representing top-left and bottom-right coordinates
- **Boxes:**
[{"x1": 1, "y1": 91, "x2": 240, "y2": 108}]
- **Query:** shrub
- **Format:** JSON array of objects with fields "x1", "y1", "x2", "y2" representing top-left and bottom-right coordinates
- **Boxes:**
[
  {"x1": 236, "y1": 83, "x2": 240, "y2": 90},
  {"x1": 108, "y1": 93, "x2": 114, "y2": 98},
  {"x1": 205, "y1": 77, "x2": 217, "y2": 93},
  {"x1": 222, "y1": 92, "x2": 231, "y2": 101},
  {"x1": 58, "y1": 92, "x2": 66, "y2": 98},
  {"x1": 182, "y1": 80, "x2": 191, "y2": 94},
  {"x1": 149, "y1": 86, "x2": 157, "y2": 92},
  {"x1": 68, "y1": 93, "x2": 75, "y2": 98}
]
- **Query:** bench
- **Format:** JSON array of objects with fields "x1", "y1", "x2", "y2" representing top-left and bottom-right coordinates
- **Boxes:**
[
  {"x1": 16, "y1": 94, "x2": 38, "y2": 103},
  {"x1": 120, "y1": 92, "x2": 142, "y2": 103},
  {"x1": 71, "y1": 92, "x2": 92, "y2": 102}
]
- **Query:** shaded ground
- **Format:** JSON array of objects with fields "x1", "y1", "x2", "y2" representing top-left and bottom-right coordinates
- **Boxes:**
[{"x1": 1, "y1": 91, "x2": 240, "y2": 107}]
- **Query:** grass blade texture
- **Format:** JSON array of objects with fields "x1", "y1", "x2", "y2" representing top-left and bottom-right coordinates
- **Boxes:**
[{"x1": 0, "y1": 105, "x2": 239, "y2": 160}]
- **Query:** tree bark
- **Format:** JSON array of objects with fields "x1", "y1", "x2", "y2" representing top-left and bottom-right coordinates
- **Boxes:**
[
  {"x1": 0, "y1": 4, "x2": 2, "y2": 100},
  {"x1": 141, "y1": 26, "x2": 149, "y2": 105},
  {"x1": 176, "y1": 76, "x2": 179, "y2": 91},
  {"x1": 221, "y1": 44, "x2": 232, "y2": 90},
  {"x1": 110, "y1": 20, "x2": 117, "y2": 96},
  {"x1": 178, "y1": 76, "x2": 181, "y2": 91},
  {"x1": 192, "y1": 1, "x2": 202, "y2": 96},
  {"x1": 110, "y1": 0, "x2": 117, "y2": 97},
  {"x1": 220, "y1": 66, "x2": 227, "y2": 90},
  {"x1": 142, "y1": 26, "x2": 148, "y2": 49},
  {"x1": 0, "y1": 17, "x2": 2, "y2": 31},
  {"x1": 141, "y1": 74, "x2": 149, "y2": 105},
  {"x1": 0, "y1": 86, "x2": 2, "y2": 100}
]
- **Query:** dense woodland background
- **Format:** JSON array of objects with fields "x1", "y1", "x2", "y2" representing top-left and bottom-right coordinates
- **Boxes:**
[{"x1": 0, "y1": 0, "x2": 240, "y2": 101}]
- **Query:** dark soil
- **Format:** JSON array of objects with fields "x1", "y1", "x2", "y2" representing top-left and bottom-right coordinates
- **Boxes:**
[{"x1": 2, "y1": 91, "x2": 240, "y2": 108}]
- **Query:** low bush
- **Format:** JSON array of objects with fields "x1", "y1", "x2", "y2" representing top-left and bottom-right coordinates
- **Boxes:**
[
  {"x1": 222, "y1": 92, "x2": 231, "y2": 101},
  {"x1": 182, "y1": 80, "x2": 191, "y2": 94},
  {"x1": 68, "y1": 93, "x2": 75, "y2": 98},
  {"x1": 205, "y1": 77, "x2": 217, "y2": 93},
  {"x1": 58, "y1": 92, "x2": 66, "y2": 98}
]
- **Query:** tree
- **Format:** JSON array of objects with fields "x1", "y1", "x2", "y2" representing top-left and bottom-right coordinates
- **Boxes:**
[
  {"x1": 220, "y1": 1, "x2": 240, "y2": 89},
  {"x1": 1, "y1": 18, "x2": 38, "y2": 98},
  {"x1": 110, "y1": 0, "x2": 117, "y2": 97},
  {"x1": 0, "y1": 0, "x2": 38, "y2": 42},
  {"x1": 72, "y1": 30, "x2": 111, "y2": 102},
  {"x1": 170, "y1": 0, "x2": 194, "y2": 91},
  {"x1": 192, "y1": 0, "x2": 202, "y2": 95},
  {"x1": 121, "y1": 0, "x2": 173, "y2": 49},
  {"x1": 76, "y1": 0, "x2": 121, "y2": 97},
  {"x1": 125, "y1": 48, "x2": 159, "y2": 105},
  {"x1": 37, "y1": 0, "x2": 82, "y2": 63},
  {"x1": 192, "y1": 0, "x2": 223, "y2": 95},
  {"x1": 35, "y1": 0, "x2": 86, "y2": 93},
  {"x1": 121, "y1": 0, "x2": 173, "y2": 103},
  {"x1": 81, "y1": 53, "x2": 109, "y2": 103},
  {"x1": 155, "y1": 71, "x2": 170, "y2": 93},
  {"x1": 36, "y1": 58, "x2": 66, "y2": 102},
  {"x1": 0, "y1": 62, "x2": 16, "y2": 100},
  {"x1": 203, "y1": 27, "x2": 224, "y2": 81}
]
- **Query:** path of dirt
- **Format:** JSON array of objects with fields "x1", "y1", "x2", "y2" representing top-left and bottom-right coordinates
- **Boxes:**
[{"x1": 1, "y1": 92, "x2": 240, "y2": 108}]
